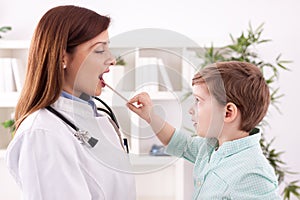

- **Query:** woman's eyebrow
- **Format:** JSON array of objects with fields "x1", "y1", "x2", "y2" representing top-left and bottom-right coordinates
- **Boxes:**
[
  {"x1": 95, "y1": 40, "x2": 110, "y2": 45},
  {"x1": 91, "y1": 41, "x2": 110, "y2": 48}
]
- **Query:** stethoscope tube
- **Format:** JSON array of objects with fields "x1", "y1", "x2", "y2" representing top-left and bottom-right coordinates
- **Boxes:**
[
  {"x1": 46, "y1": 106, "x2": 78, "y2": 131},
  {"x1": 45, "y1": 96, "x2": 127, "y2": 152},
  {"x1": 46, "y1": 105, "x2": 99, "y2": 147},
  {"x1": 92, "y1": 96, "x2": 120, "y2": 128},
  {"x1": 92, "y1": 96, "x2": 129, "y2": 153}
]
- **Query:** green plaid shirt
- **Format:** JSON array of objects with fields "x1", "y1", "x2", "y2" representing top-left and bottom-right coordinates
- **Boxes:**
[{"x1": 166, "y1": 131, "x2": 281, "y2": 199}]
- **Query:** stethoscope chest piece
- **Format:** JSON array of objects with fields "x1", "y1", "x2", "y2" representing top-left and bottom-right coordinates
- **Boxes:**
[
  {"x1": 74, "y1": 130, "x2": 98, "y2": 148},
  {"x1": 46, "y1": 106, "x2": 99, "y2": 148},
  {"x1": 46, "y1": 95, "x2": 129, "y2": 152}
]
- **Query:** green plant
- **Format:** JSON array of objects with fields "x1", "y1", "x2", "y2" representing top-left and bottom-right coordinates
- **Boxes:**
[
  {"x1": 115, "y1": 56, "x2": 126, "y2": 66},
  {"x1": 194, "y1": 23, "x2": 298, "y2": 199},
  {"x1": 0, "y1": 26, "x2": 12, "y2": 38},
  {"x1": 1, "y1": 119, "x2": 15, "y2": 138}
]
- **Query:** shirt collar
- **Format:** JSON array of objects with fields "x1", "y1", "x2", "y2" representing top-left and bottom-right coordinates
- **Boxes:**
[
  {"x1": 60, "y1": 91, "x2": 99, "y2": 116},
  {"x1": 61, "y1": 91, "x2": 88, "y2": 104},
  {"x1": 216, "y1": 132, "x2": 261, "y2": 157}
]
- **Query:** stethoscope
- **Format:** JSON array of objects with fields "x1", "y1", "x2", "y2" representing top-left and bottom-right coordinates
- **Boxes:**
[{"x1": 46, "y1": 95, "x2": 129, "y2": 153}]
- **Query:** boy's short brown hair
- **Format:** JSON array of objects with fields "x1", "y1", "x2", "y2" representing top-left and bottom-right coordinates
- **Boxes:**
[{"x1": 192, "y1": 61, "x2": 270, "y2": 132}]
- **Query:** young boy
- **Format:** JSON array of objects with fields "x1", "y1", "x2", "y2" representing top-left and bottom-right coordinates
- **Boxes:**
[{"x1": 127, "y1": 61, "x2": 281, "y2": 199}]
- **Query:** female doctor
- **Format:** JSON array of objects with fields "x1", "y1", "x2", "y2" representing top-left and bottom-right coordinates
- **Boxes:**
[{"x1": 6, "y1": 5, "x2": 136, "y2": 200}]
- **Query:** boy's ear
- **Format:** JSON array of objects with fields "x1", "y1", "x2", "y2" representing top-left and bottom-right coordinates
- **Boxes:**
[{"x1": 224, "y1": 102, "x2": 238, "y2": 123}]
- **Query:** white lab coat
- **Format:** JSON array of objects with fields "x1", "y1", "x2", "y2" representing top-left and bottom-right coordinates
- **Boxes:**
[{"x1": 6, "y1": 96, "x2": 136, "y2": 200}]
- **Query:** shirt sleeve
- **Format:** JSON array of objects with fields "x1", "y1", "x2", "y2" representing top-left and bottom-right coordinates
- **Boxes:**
[
  {"x1": 12, "y1": 129, "x2": 97, "y2": 200},
  {"x1": 165, "y1": 130, "x2": 207, "y2": 163}
]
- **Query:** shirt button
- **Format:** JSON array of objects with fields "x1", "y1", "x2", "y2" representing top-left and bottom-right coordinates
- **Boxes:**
[{"x1": 197, "y1": 181, "x2": 201, "y2": 187}]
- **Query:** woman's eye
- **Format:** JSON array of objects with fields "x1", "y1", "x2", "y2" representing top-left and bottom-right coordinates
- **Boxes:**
[{"x1": 95, "y1": 50, "x2": 105, "y2": 54}]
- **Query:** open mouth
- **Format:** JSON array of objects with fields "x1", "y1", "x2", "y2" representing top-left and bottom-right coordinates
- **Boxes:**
[{"x1": 99, "y1": 74, "x2": 106, "y2": 87}]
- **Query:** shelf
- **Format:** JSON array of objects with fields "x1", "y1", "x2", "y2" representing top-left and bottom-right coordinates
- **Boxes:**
[
  {"x1": 129, "y1": 154, "x2": 178, "y2": 166},
  {"x1": 0, "y1": 92, "x2": 20, "y2": 107},
  {"x1": 129, "y1": 154, "x2": 180, "y2": 174},
  {"x1": 0, "y1": 40, "x2": 30, "y2": 49}
]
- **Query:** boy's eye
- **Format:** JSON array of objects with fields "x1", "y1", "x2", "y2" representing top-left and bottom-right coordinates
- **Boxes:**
[{"x1": 194, "y1": 97, "x2": 204, "y2": 105}]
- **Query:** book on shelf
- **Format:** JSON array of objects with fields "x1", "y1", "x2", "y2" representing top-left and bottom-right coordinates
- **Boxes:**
[
  {"x1": 0, "y1": 58, "x2": 16, "y2": 93},
  {"x1": 135, "y1": 57, "x2": 175, "y2": 92},
  {"x1": 157, "y1": 58, "x2": 173, "y2": 90},
  {"x1": 182, "y1": 48, "x2": 199, "y2": 88},
  {"x1": 0, "y1": 58, "x2": 25, "y2": 93},
  {"x1": 11, "y1": 58, "x2": 25, "y2": 92},
  {"x1": 0, "y1": 59, "x2": 6, "y2": 92},
  {"x1": 135, "y1": 57, "x2": 159, "y2": 92}
]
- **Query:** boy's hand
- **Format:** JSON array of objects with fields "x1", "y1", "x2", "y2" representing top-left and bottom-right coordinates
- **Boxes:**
[
  {"x1": 127, "y1": 92, "x2": 153, "y2": 124},
  {"x1": 127, "y1": 92, "x2": 175, "y2": 145}
]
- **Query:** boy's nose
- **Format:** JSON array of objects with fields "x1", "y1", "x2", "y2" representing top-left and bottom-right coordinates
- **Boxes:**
[{"x1": 189, "y1": 106, "x2": 194, "y2": 115}]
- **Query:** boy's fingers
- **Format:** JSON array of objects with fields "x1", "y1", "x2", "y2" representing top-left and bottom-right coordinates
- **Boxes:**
[
  {"x1": 127, "y1": 102, "x2": 139, "y2": 112},
  {"x1": 126, "y1": 102, "x2": 134, "y2": 109},
  {"x1": 128, "y1": 93, "x2": 151, "y2": 110},
  {"x1": 128, "y1": 94, "x2": 140, "y2": 104}
]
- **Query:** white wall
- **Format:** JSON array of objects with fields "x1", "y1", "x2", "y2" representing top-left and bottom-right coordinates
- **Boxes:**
[{"x1": 2, "y1": 0, "x2": 300, "y2": 197}]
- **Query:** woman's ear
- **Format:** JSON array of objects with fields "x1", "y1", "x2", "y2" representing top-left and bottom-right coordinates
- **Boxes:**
[
  {"x1": 62, "y1": 50, "x2": 69, "y2": 68},
  {"x1": 224, "y1": 102, "x2": 238, "y2": 123}
]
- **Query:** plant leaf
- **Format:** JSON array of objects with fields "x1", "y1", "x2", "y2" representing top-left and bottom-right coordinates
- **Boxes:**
[{"x1": 1, "y1": 119, "x2": 14, "y2": 128}]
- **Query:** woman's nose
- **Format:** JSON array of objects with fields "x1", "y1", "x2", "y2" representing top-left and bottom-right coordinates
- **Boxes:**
[
  {"x1": 105, "y1": 57, "x2": 116, "y2": 66},
  {"x1": 110, "y1": 57, "x2": 116, "y2": 66},
  {"x1": 105, "y1": 50, "x2": 116, "y2": 66}
]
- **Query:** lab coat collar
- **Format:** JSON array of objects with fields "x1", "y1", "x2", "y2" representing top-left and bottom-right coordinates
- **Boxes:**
[{"x1": 52, "y1": 96, "x2": 95, "y2": 118}]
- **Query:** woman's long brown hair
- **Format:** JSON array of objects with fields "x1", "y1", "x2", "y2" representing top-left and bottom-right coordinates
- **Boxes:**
[{"x1": 14, "y1": 5, "x2": 110, "y2": 131}]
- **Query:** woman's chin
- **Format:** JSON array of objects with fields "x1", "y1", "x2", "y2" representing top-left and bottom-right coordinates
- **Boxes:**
[
  {"x1": 94, "y1": 89, "x2": 101, "y2": 96},
  {"x1": 94, "y1": 86, "x2": 103, "y2": 96}
]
